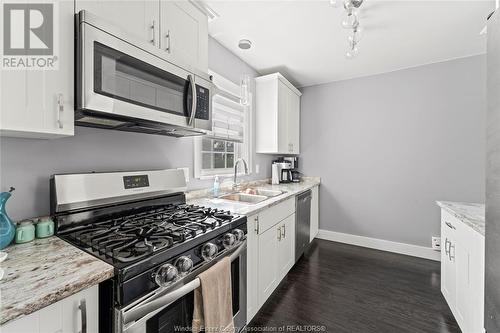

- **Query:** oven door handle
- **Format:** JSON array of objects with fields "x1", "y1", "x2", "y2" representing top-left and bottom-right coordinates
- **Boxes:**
[{"x1": 120, "y1": 240, "x2": 247, "y2": 331}]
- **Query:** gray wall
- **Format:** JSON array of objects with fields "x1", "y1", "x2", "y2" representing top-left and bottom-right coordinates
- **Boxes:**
[
  {"x1": 0, "y1": 37, "x2": 274, "y2": 221},
  {"x1": 300, "y1": 55, "x2": 486, "y2": 248}
]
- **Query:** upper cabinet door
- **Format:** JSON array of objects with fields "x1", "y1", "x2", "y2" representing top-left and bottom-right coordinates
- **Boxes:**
[
  {"x1": 277, "y1": 81, "x2": 290, "y2": 154},
  {"x1": 288, "y1": 90, "x2": 300, "y2": 154},
  {"x1": 75, "y1": 1, "x2": 160, "y2": 47},
  {"x1": 159, "y1": 1, "x2": 208, "y2": 72},
  {"x1": 0, "y1": 0, "x2": 74, "y2": 138},
  {"x1": 255, "y1": 73, "x2": 301, "y2": 155}
]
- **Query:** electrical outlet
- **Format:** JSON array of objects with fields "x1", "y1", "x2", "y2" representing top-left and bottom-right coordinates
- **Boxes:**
[
  {"x1": 255, "y1": 164, "x2": 260, "y2": 174},
  {"x1": 432, "y1": 237, "x2": 441, "y2": 251}
]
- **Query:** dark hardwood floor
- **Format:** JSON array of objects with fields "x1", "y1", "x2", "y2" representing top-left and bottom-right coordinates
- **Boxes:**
[{"x1": 248, "y1": 239, "x2": 461, "y2": 333}]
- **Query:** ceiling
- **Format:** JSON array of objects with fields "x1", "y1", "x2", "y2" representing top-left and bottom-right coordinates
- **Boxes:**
[{"x1": 207, "y1": 0, "x2": 495, "y2": 87}]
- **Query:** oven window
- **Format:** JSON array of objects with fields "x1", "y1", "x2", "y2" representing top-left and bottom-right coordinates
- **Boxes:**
[
  {"x1": 93, "y1": 42, "x2": 192, "y2": 117},
  {"x1": 146, "y1": 259, "x2": 240, "y2": 333}
]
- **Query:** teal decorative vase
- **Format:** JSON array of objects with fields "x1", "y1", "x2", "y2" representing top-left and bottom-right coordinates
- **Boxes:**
[{"x1": 0, "y1": 187, "x2": 16, "y2": 249}]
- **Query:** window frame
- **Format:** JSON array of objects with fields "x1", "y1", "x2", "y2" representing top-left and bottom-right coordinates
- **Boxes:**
[{"x1": 193, "y1": 70, "x2": 253, "y2": 179}]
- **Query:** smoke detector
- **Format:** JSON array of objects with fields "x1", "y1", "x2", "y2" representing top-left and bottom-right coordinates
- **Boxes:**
[{"x1": 238, "y1": 39, "x2": 252, "y2": 50}]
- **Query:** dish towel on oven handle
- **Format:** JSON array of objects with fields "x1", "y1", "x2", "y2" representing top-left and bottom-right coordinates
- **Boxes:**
[{"x1": 192, "y1": 256, "x2": 235, "y2": 333}]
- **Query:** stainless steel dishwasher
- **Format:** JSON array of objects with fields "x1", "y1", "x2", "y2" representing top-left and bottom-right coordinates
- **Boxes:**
[{"x1": 295, "y1": 189, "x2": 312, "y2": 261}]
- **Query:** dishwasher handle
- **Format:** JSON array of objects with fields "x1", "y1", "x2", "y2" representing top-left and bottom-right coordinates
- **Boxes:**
[{"x1": 297, "y1": 189, "x2": 312, "y2": 203}]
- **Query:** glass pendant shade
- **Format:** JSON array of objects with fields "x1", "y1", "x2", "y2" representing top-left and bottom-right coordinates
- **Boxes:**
[
  {"x1": 330, "y1": 0, "x2": 339, "y2": 7},
  {"x1": 341, "y1": 11, "x2": 359, "y2": 29},
  {"x1": 240, "y1": 74, "x2": 250, "y2": 106},
  {"x1": 348, "y1": 27, "x2": 363, "y2": 43},
  {"x1": 346, "y1": 40, "x2": 359, "y2": 59}
]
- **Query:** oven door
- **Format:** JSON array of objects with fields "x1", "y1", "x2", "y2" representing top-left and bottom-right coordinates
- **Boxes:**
[
  {"x1": 116, "y1": 241, "x2": 247, "y2": 333},
  {"x1": 76, "y1": 12, "x2": 212, "y2": 132}
]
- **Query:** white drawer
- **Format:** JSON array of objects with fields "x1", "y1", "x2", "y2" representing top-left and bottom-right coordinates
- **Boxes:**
[{"x1": 258, "y1": 197, "x2": 295, "y2": 234}]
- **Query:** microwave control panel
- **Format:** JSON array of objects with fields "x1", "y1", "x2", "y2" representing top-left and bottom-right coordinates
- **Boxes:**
[{"x1": 195, "y1": 85, "x2": 210, "y2": 120}]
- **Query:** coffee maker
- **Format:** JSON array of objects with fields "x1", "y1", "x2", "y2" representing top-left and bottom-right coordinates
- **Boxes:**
[
  {"x1": 284, "y1": 157, "x2": 301, "y2": 183},
  {"x1": 271, "y1": 157, "x2": 300, "y2": 184}
]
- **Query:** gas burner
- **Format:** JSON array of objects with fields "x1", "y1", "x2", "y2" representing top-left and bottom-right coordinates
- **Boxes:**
[{"x1": 62, "y1": 203, "x2": 237, "y2": 263}]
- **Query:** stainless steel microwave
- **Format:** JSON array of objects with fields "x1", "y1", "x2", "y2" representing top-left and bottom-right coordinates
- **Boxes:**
[{"x1": 75, "y1": 10, "x2": 212, "y2": 137}]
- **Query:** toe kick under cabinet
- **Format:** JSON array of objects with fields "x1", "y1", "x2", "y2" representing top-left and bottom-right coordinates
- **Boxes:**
[
  {"x1": 247, "y1": 197, "x2": 296, "y2": 322},
  {"x1": 440, "y1": 210, "x2": 485, "y2": 333}
]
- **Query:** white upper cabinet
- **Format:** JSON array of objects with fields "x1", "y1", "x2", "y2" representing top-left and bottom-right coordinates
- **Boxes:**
[
  {"x1": 256, "y1": 73, "x2": 301, "y2": 154},
  {"x1": 0, "y1": 0, "x2": 74, "y2": 138},
  {"x1": 76, "y1": 1, "x2": 208, "y2": 72},
  {"x1": 75, "y1": 1, "x2": 160, "y2": 47},
  {"x1": 160, "y1": 1, "x2": 208, "y2": 72}
]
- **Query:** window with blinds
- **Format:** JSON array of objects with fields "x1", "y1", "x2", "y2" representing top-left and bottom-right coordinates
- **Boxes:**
[
  {"x1": 194, "y1": 70, "x2": 252, "y2": 178},
  {"x1": 211, "y1": 92, "x2": 245, "y2": 143}
]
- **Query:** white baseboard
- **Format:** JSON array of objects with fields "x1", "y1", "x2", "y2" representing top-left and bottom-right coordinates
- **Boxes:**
[{"x1": 316, "y1": 229, "x2": 441, "y2": 261}]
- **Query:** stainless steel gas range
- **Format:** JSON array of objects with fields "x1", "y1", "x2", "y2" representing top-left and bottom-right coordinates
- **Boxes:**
[{"x1": 50, "y1": 169, "x2": 247, "y2": 333}]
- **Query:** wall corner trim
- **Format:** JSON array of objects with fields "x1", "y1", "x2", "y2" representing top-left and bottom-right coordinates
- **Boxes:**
[{"x1": 316, "y1": 229, "x2": 441, "y2": 262}]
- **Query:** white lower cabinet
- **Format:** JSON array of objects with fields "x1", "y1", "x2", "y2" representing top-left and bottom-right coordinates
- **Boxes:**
[
  {"x1": 247, "y1": 198, "x2": 296, "y2": 323},
  {"x1": 441, "y1": 210, "x2": 485, "y2": 333},
  {"x1": 257, "y1": 222, "x2": 280, "y2": 308},
  {"x1": 276, "y1": 214, "x2": 296, "y2": 281},
  {"x1": 1, "y1": 285, "x2": 98, "y2": 333}
]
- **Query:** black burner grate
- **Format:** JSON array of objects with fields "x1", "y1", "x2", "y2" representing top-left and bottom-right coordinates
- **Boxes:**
[{"x1": 63, "y1": 204, "x2": 235, "y2": 263}]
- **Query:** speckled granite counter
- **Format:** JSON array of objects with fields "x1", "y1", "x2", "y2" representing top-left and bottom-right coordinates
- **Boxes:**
[
  {"x1": 0, "y1": 237, "x2": 114, "y2": 326},
  {"x1": 437, "y1": 201, "x2": 485, "y2": 236},
  {"x1": 187, "y1": 177, "x2": 320, "y2": 216}
]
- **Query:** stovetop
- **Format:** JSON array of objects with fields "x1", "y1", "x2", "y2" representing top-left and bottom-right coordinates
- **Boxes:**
[{"x1": 59, "y1": 203, "x2": 245, "y2": 270}]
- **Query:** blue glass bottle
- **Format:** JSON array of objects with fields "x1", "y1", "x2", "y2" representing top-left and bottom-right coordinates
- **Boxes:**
[{"x1": 0, "y1": 187, "x2": 16, "y2": 249}]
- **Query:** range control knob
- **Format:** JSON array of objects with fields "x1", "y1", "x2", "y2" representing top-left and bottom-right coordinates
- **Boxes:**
[
  {"x1": 201, "y1": 242, "x2": 218, "y2": 262},
  {"x1": 232, "y1": 229, "x2": 245, "y2": 242},
  {"x1": 175, "y1": 256, "x2": 194, "y2": 275},
  {"x1": 222, "y1": 233, "x2": 236, "y2": 249},
  {"x1": 154, "y1": 263, "x2": 179, "y2": 287}
]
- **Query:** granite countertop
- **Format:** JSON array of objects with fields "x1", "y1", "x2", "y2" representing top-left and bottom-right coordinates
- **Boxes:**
[
  {"x1": 436, "y1": 201, "x2": 485, "y2": 236},
  {"x1": 187, "y1": 177, "x2": 320, "y2": 216},
  {"x1": 0, "y1": 237, "x2": 114, "y2": 326}
]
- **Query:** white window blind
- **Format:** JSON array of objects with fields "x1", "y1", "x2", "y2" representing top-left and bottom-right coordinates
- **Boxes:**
[{"x1": 209, "y1": 73, "x2": 246, "y2": 143}]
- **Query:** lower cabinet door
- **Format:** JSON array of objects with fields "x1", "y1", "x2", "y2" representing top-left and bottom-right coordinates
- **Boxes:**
[
  {"x1": 247, "y1": 214, "x2": 259, "y2": 322},
  {"x1": 0, "y1": 285, "x2": 98, "y2": 333},
  {"x1": 441, "y1": 213, "x2": 457, "y2": 309},
  {"x1": 257, "y1": 224, "x2": 279, "y2": 308},
  {"x1": 277, "y1": 214, "x2": 296, "y2": 281},
  {"x1": 61, "y1": 285, "x2": 99, "y2": 333},
  {"x1": 454, "y1": 223, "x2": 468, "y2": 330}
]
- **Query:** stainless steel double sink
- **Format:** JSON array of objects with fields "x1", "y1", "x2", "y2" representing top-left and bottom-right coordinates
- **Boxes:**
[{"x1": 218, "y1": 188, "x2": 284, "y2": 204}]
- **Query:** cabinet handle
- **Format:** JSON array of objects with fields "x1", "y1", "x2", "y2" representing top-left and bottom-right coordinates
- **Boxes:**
[
  {"x1": 281, "y1": 225, "x2": 285, "y2": 238},
  {"x1": 165, "y1": 30, "x2": 171, "y2": 53},
  {"x1": 444, "y1": 238, "x2": 450, "y2": 256},
  {"x1": 277, "y1": 227, "x2": 282, "y2": 241},
  {"x1": 254, "y1": 216, "x2": 259, "y2": 234},
  {"x1": 445, "y1": 221, "x2": 456, "y2": 230},
  {"x1": 150, "y1": 20, "x2": 156, "y2": 45},
  {"x1": 79, "y1": 299, "x2": 87, "y2": 333},
  {"x1": 449, "y1": 244, "x2": 455, "y2": 262},
  {"x1": 57, "y1": 93, "x2": 64, "y2": 129}
]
